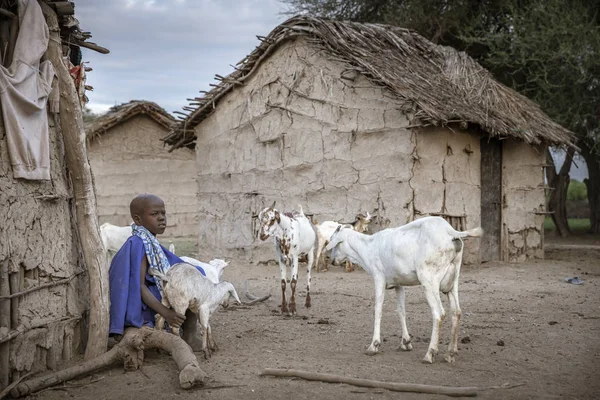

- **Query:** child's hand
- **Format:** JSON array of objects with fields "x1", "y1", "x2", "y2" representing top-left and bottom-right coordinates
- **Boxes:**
[{"x1": 165, "y1": 310, "x2": 186, "y2": 328}]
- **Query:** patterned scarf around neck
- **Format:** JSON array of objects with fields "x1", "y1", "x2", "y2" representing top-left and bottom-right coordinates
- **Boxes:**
[{"x1": 132, "y1": 223, "x2": 171, "y2": 297}]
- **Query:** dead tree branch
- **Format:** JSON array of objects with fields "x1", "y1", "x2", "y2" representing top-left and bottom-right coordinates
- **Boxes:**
[{"x1": 9, "y1": 327, "x2": 208, "y2": 398}]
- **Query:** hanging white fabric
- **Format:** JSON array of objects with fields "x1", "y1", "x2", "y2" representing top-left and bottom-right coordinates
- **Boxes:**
[{"x1": 0, "y1": 0, "x2": 55, "y2": 180}]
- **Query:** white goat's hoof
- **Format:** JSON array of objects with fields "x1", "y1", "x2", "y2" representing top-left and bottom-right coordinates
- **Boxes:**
[
  {"x1": 422, "y1": 350, "x2": 436, "y2": 364},
  {"x1": 399, "y1": 337, "x2": 413, "y2": 351},
  {"x1": 444, "y1": 354, "x2": 455, "y2": 363},
  {"x1": 365, "y1": 342, "x2": 379, "y2": 356}
]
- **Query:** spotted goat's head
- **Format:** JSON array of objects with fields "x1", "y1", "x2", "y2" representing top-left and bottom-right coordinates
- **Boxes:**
[{"x1": 258, "y1": 201, "x2": 280, "y2": 241}]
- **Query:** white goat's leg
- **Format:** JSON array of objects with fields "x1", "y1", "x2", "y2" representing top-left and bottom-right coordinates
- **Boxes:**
[
  {"x1": 305, "y1": 248, "x2": 314, "y2": 308},
  {"x1": 422, "y1": 282, "x2": 446, "y2": 364},
  {"x1": 155, "y1": 297, "x2": 171, "y2": 332},
  {"x1": 445, "y1": 282, "x2": 462, "y2": 363},
  {"x1": 395, "y1": 286, "x2": 412, "y2": 351},
  {"x1": 366, "y1": 277, "x2": 386, "y2": 356},
  {"x1": 198, "y1": 306, "x2": 211, "y2": 359},
  {"x1": 289, "y1": 256, "x2": 299, "y2": 315},
  {"x1": 278, "y1": 256, "x2": 289, "y2": 315}
]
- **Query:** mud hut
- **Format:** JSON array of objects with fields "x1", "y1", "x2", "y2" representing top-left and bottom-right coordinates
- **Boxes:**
[
  {"x1": 164, "y1": 16, "x2": 576, "y2": 264},
  {"x1": 0, "y1": 0, "x2": 109, "y2": 390},
  {"x1": 86, "y1": 101, "x2": 198, "y2": 238}
]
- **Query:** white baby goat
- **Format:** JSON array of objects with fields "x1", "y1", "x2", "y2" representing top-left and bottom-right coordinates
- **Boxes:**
[
  {"x1": 326, "y1": 216, "x2": 483, "y2": 363},
  {"x1": 258, "y1": 201, "x2": 317, "y2": 316},
  {"x1": 179, "y1": 256, "x2": 229, "y2": 284},
  {"x1": 150, "y1": 263, "x2": 241, "y2": 359}
]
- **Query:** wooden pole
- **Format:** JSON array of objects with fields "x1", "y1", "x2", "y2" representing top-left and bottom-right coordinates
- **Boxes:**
[
  {"x1": 40, "y1": 3, "x2": 109, "y2": 360},
  {"x1": 259, "y1": 368, "x2": 478, "y2": 397},
  {"x1": 0, "y1": 261, "x2": 10, "y2": 389},
  {"x1": 8, "y1": 272, "x2": 19, "y2": 328}
]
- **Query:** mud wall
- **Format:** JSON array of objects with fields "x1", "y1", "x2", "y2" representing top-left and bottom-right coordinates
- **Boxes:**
[{"x1": 88, "y1": 115, "x2": 198, "y2": 238}]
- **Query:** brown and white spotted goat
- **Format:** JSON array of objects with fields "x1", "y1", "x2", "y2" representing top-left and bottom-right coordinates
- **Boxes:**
[{"x1": 258, "y1": 201, "x2": 317, "y2": 316}]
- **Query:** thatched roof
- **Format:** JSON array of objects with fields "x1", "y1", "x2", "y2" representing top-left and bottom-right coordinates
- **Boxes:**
[
  {"x1": 86, "y1": 100, "x2": 176, "y2": 140},
  {"x1": 164, "y1": 15, "x2": 576, "y2": 151}
]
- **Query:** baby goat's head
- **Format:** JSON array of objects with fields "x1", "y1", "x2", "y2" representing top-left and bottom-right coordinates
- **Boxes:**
[
  {"x1": 354, "y1": 211, "x2": 373, "y2": 233},
  {"x1": 325, "y1": 224, "x2": 353, "y2": 265},
  {"x1": 220, "y1": 282, "x2": 242, "y2": 309},
  {"x1": 258, "y1": 201, "x2": 280, "y2": 241}
]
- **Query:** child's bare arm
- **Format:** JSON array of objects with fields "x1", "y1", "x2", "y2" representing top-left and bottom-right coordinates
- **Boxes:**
[{"x1": 139, "y1": 256, "x2": 186, "y2": 328}]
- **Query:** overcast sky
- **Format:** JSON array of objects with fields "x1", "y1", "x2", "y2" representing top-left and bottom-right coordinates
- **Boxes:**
[{"x1": 76, "y1": 0, "x2": 288, "y2": 115}]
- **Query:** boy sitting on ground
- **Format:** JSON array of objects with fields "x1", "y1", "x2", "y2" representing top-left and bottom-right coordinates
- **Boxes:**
[{"x1": 108, "y1": 193, "x2": 204, "y2": 351}]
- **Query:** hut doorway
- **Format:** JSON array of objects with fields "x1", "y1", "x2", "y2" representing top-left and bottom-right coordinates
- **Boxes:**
[{"x1": 480, "y1": 137, "x2": 502, "y2": 261}]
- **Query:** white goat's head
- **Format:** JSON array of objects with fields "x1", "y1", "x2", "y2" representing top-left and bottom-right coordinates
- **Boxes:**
[
  {"x1": 220, "y1": 282, "x2": 242, "y2": 308},
  {"x1": 209, "y1": 258, "x2": 229, "y2": 282},
  {"x1": 325, "y1": 224, "x2": 353, "y2": 265},
  {"x1": 258, "y1": 201, "x2": 280, "y2": 241}
]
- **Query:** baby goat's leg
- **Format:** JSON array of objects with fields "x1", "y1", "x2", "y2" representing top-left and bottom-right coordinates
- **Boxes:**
[
  {"x1": 198, "y1": 306, "x2": 211, "y2": 359},
  {"x1": 366, "y1": 277, "x2": 386, "y2": 356},
  {"x1": 395, "y1": 286, "x2": 412, "y2": 351},
  {"x1": 421, "y1": 280, "x2": 446, "y2": 364},
  {"x1": 168, "y1": 299, "x2": 189, "y2": 337},
  {"x1": 155, "y1": 297, "x2": 170, "y2": 332},
  {"x1": 207, "y1": 323, "x2": 218, "y2": 352}
]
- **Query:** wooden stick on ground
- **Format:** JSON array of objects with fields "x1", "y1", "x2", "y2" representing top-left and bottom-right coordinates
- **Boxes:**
[
  {"x1": 259, "y1": 368, "x2": 478, "y2": 398},
  {"x1": 242, "y1": 280, "x2": 271, "y2": 305},
  {"x1": 9, "y1": 327, "x2": 208, "y2": 398}
]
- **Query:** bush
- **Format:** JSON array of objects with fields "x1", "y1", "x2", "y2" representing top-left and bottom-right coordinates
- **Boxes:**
[{"x1": 567, "y1": 180, "x2": 588, "y2": 201}]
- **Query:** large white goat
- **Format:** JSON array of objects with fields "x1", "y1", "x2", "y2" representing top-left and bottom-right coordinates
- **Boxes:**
[
  {"x1": 150, "y1": 263, "x2": 241, "y2": 359},
  {"x1": 258, "y1": 201, "x2": 317, "y2": 316},
  {"x1": 100, "y1": 222, "x2": 133, "y2": 254},
  {"x1": 325, "y1": 216, "x2": 483, "y2": 363},
  {"x1": 314, "y1": 211, "x2": 373, "y2": 272}
]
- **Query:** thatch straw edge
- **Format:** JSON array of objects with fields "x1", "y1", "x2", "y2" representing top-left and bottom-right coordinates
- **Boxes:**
[{"x1": 163, "y1": 15, "x2": 576, "y2": 151}]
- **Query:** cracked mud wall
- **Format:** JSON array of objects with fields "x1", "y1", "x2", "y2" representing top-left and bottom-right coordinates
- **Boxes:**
[
  {"x1": 193, "y1": 38, "x2": 485, "y2": 264},
  {"x1": 0, "y1": 113, "x2": 87, "y2": 387},
  {"x1": 88, "y1": 115, "x2": 198, "y2": 237},
  {"x1": 501, "y1": 140, "x2": 547, "y2": 262}
]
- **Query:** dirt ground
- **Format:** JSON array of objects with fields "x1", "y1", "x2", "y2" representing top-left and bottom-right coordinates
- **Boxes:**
[{"x1": 27, "y1": 235, "x2": 600, "y2": 400}]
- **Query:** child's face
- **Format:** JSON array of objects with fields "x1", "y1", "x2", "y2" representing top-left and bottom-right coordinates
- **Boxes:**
[{"x1": 133, "y1": 198, "x2": 167, "y2": 236}]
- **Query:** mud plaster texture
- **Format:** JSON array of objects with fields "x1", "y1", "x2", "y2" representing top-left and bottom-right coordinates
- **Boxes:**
[
  {"x1": 0, "y1": 111, "x2": 88, "y2": 385},
  {"x1": 191, "y1": 38, "x2": 546, "y2": 265},
  {"x1": 87, "y1": 114, "x2": 198, "y2": 237}
]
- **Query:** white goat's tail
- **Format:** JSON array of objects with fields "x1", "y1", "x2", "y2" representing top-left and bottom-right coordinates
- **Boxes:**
[{"x1": 449, "y1": 226, "x2": 484, "y2": 239}]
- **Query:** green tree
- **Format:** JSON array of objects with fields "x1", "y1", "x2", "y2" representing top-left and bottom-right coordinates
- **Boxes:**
[
  {"x1": 281, "y1": 0, "x2": 600, "y2": 233},
  {"x1": 82, "y1": 106, "x2": 97, "y2": 123}
]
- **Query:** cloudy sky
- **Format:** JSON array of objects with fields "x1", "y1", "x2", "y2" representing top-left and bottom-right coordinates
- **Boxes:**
[{"x1": 76, "y1": 0, "x2": 289, "y2": 115}]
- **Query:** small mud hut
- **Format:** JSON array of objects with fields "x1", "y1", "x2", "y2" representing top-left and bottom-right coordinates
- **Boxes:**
[
  {"x1": 0, "y1": 0, "x2": 109, "y2": 390},
  {"x1": 86, "y1": 100, "x2": 198, "y2": 238},
  {"x1": 164, "y1": 16, "x2": 576, "y2": 264}
]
